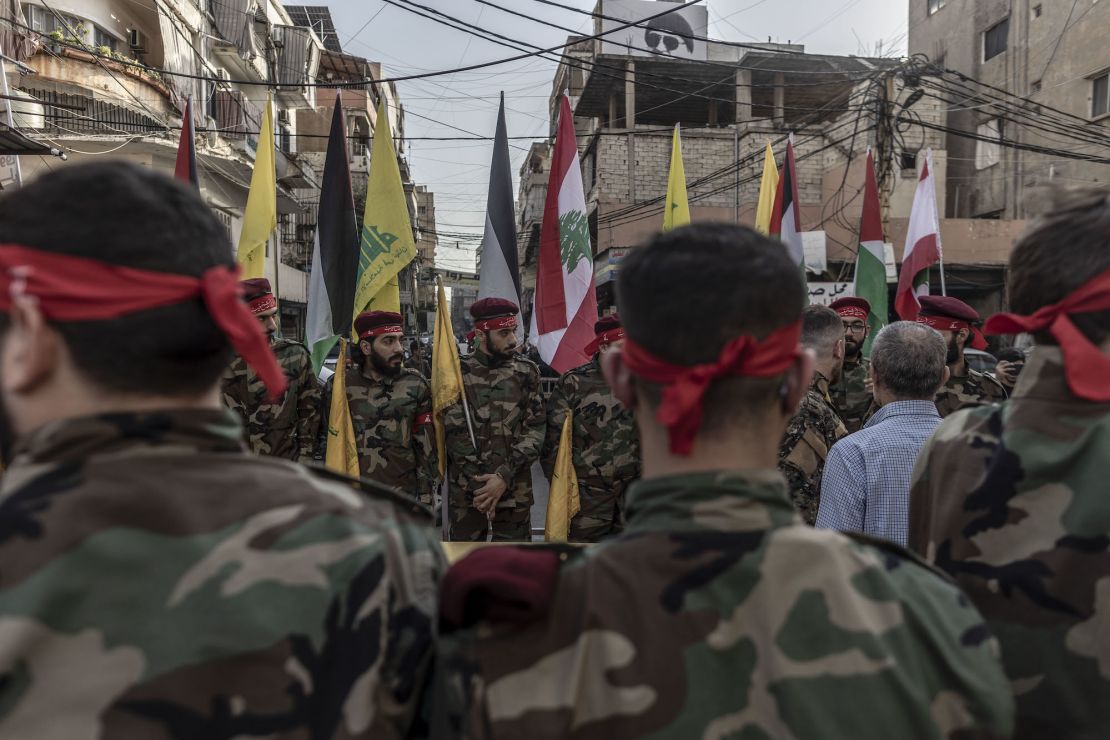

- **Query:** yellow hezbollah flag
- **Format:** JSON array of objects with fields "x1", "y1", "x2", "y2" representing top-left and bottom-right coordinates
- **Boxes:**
[
  {"x1": 754, "y1": 140, "x2": 779, "y2": 235},
  {"x1": 236, "y1": 94, "x2": 277, "y2": 278},
  {"x1": 325, "y1": 338, "x2": 359, "y2": 477},
  {"x1": 432, "y1": 280, "x2": 465, "y2": 478},
  {"x1": 353, "y1": 99, "x2": 417, "y2": 321},
  {"x1": 663, "y1": 124, "x2": 690, "y2": 232},
  {"x1": 544, "y1": 412, "x2": 581, "y2": 542}
]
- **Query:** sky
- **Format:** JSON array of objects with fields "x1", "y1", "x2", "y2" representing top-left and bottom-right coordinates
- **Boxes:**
[{"x1": 324, "y1": 0, "x2": 909, "y2": 273}]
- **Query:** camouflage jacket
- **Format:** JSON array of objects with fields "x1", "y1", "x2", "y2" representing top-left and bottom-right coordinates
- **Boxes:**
[
  {"x1": 909, "y1": 346, "x2": 1110, "y2": 738},
  {"x1": 323, "y1": 365, "x2": 437, "y2": 506},
  {"x1": 0, "y1": 409, "x2": 444, "y2": 739},
  {"x1": 434, "y1": 470, "x2": 1015, "y2": 739},
  {"x1": 442, "y1": 351, "x2": 545, "y2": 512},
  {"x1": 829, "y1": 355, "x2": 872, "y2": 433},
  {"x1": 221, "y1": 338, "x2": 322, "y2": 462},
  {"x1": 779, "y1": 372, "x2": 848, "y2": 525},
  {"x1": 934, "y1": 363, "x2": 1008, "y2": 418},
  {"x1": 541, "y1": 358, "x2": 640, "y2": 493}
]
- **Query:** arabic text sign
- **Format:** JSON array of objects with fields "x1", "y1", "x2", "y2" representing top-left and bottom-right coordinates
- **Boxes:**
[{"x1": 808, "y1": 282, "x2": 853, "y2": 306}]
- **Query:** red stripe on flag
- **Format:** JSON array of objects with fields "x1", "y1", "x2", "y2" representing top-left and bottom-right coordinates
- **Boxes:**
[
  {"x1": 895, "y1": 233, "x2": 940, "y2": 320},
  {"x1": 535, "y1": 95, "x2": 578, "y2": 334}
]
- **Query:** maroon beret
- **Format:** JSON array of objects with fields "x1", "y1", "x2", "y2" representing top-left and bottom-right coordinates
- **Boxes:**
[
  {"x1": 354, "y1": 310, "x2": 403, "y2": 339},
  {"x1": 594, "y1": 313, "x2": 622, "y2": 335},
  {"x1": 585, "y1": 313, "x2": 625, "y2": 355},
  {"x1": 239, "y1": 277, "x2": 272, "y2": 300},
  {"x1": 829, "y1": 297, "x2": 871, "y2": 319},
  {"x1": 470, "y1": 297, "x2": 519, "y2": 320},
  {"x1": 918, "y1": 295, "x2": 980, "y2": 322}
]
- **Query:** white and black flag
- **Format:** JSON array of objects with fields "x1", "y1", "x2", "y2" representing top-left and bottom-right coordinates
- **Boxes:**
[{"x1": 477, "y1": 93, "x2": 522, "y2": 306}]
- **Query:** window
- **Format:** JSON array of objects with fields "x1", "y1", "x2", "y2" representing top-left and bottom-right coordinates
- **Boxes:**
[
  {"x1": 927, "y1": 0, "x2": 946, "y2": 15},
  {"x1": 975, "y1": 119, "x2": 1001, "y2": 169},
  {"x1": 983, "y1": 18, "x2": 1009, "y2": 61},
  {"x1": 1032, "y1": 4, "x2": 1042, "y2": 19},
  {"x1": 899, "y1": 151, "x2": 918, "y2": 171},
  {"x1": 1093, "y1": 73, "x2": 1110, "y2": 118},
  {"x1": 92, "y1": 27, "x2": 116, "y2": 51}
]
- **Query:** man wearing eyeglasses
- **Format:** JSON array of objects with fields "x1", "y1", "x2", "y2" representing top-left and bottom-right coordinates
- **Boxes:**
[{"x1": 828, "y1": 297, "x2": 875, "y2": 432}]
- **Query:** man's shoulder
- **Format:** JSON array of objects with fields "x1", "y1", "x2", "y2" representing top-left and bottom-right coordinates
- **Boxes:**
[
  {"x1": 272, "y1": 339, "x2": 312, "y2": 366},
  {"x1": 511, "y1": 354, "x2": 541, "y2": 378},
  {"x1": 304, "y1": 463, "x2": 436, "y2": 523},
  {"x1": 397, "y1": 367, "x2": 431, "y2": 391}
]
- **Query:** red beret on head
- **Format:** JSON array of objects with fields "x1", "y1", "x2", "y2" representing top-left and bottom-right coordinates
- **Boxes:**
[
  {"x1": 354, "y1": 310, "x2": 403, "y2": 340},
  {"x1": 829, "y1": 297, "x2": 871, "y2": 321},
  {"x1": 470, "y1": 297, "x2": 519, "y2": 331},
  {"x1": 585, "y1": 313, "x2": 625, "y2": 355},
  {"x1": 917, "y1": 295, "x2": 987, "y2": 349},
  {"x1": 240, "y1": 278, "x2": 276, "y2": 315}
]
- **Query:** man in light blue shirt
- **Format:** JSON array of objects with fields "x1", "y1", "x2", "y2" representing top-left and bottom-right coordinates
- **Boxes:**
[{"x1": 816, "y1": 322, "x2": 949, "y2": 546}]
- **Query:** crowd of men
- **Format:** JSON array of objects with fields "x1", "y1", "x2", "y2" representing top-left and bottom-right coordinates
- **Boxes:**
[{"x1": 0, "y1": 160, "x2": 1106, "y2": 739}]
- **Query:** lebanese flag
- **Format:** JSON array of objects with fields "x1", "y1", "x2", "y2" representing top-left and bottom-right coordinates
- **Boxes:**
[
  {"x1": 174, "y1": 97, "x2": 198, "y2": 188},
  {"x1": 529, "y1": 94, "x2": 598, "y2": 374},
  {"x1": 769, "y1": 137, "x2": 805, "y2": 272},
  {"x1": 896, "y1": 150, "x2": 942, "y2": 320}
]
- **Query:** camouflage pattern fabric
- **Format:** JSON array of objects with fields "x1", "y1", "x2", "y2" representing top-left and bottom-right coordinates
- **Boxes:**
[
  {"x1": 0, "y1": 409, "x2": 445, "y2": 739},
  {"x1": 443, "y1": 351, "x2": 545, "y2": 542},
  {"x1": 779, "y1": 372, "x2": 848, "y2": 525},
  {"x1": 829, "y1": 355, "x2": 873, "y2": 433},
  {"x1": 432, "y1": 470, "x2": 1015, "y2": 739},
  {"x1": 221, "y1": 338, "x2": 322, "y2": 462},
  {"x1": 542, "y1": 358, "x2": 640, "y2": 542},
  {"x1": 934, "y1": 365, "x2": 1008, "y2": 418},
  {"x1": 909, "y1": 346, "x2": 1110, "y2": 739},
  {"x1": 322, "y1": 365, "x2": 437, "y2": 507}
]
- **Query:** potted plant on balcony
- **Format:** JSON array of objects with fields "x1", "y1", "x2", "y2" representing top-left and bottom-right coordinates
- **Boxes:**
[{"x1": 47, "y1": 29, "x2": 64, "y2": 54}]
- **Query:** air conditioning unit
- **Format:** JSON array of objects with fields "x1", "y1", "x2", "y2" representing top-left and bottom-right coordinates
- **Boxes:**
[
  {"x1": 128, "y1": 29, "x2": 146, "y2": 52},
  {"x1": 213, "y1": 68, "x2": 231, "y2": 83}
]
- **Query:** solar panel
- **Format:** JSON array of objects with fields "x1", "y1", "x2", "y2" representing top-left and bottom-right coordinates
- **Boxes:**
[{"x1": 284, "y1": 5, "x2": 342, "y2": 52}]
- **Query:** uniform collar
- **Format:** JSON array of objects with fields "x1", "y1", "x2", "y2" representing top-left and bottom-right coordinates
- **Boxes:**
[
  {"x1": 360, "y1": 363, "x2": 396, "y2": 388},
  {"x1": 1012, "y1": 346, "x2": 1098, "y2": 404},
  {"x1": 623, "y1": 470, "x2": 800, "y2": 534},
  {"x1": 811, "y1": 371, "x2": 832, "y2": 399},
  {"x1": 864, "y1": 399, "x2": 940, "y2": 427},
  {"x1": 8, "y1": 409, "x2": 244, "y2": 467}
]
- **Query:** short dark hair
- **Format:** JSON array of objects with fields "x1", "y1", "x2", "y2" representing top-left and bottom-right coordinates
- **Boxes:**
[
  {"x1": 870, "y1": 322, "x2": 947, "y2": 399},
  {"x1": 616, "y1": 223, "x2": 805, "y2": 431},
  {"x1": 1009, "y1": 188, "x2": 1110, "y2": 345},
  {"x1": 0, "y1": 161, "x2": 233, "y2": 395},
  {"x1": 801, "y1": 304, "x2": 843, "y2": 357}
]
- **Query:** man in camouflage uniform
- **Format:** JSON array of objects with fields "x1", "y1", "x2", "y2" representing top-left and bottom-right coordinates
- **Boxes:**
[
  {"x1": 909, "y1": 189, "x2": 1110, "y2": 739},
  {"x1": 915, "y1": 294, "x2": 1007, "y2": 417},
  {"x1": 221, "y1": 277, "x2": 321, "y2": 462},
  {"x1": 443, "y1": 297, "x2": 545, "y2": 542},
  {"x1": 408, "y1": 339, "x2": 431, "y2": 378},
  {"x1": 778, "y1": 304, "x2": 848, "y2": 524},
  {"x1": 0, "y1": 162, "x2": 443, "y2": 738},
  {"x1": 430, "y1": 224, "x2": 1013, "y2": 739},
  {"x1": 828, "y1": 296, "x2": 875, "y2": 432},
  {"x1": 321, "y1": 310, "x2": 436, "y2": 506},
  {"x1": 542, "y1": 314, "x2": 640, "y2": 542}
]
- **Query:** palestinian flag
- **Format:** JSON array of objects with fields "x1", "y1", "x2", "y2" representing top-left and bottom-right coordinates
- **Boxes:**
[
  {"x1": 856, "y1": 149, "x2": 888, "y2": 355},
  {"x1": 769, "y1": 136, "x2": 806, "y2": 276},
  {"x1": 529, "y1": 94, "x2": 598, "y2": 374},
  {"x1": 174, "y1": 97, "x2": 198, "y2": 188},
  {"x1": 895, "y1": 150, "x2": 942, "y2": 320},
  {"x1": 477, "y1": 92, "x2": 521, "y2": 304},
  {"x1": 306, "y1": 94, "x2": 360, "y2": 373}
]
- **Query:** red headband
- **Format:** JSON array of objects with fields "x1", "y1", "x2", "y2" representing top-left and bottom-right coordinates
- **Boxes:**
[
  {"x1": 985, "y1": 267, "x2": 1110, "y2": 401},
  {"x1": 622, "y1": 322, "x2": 802, "y2": 455},
  {"x1": 584, "y1": 327, "x2": 625, "y2": 356},
  {"x1": 359, "y1": 324, "x2": 403, "y2": 340},
  {"x1": 916, "y1": 314, "x2": 988, "y2": 351},
  {"x1": 0, "y1": 244, "x2": 287, "y2": 400},
  {"x1": 248, "y1": 293, "x2": 277, "y2": 315},
  {"x1": 836, "y1": 306, "x2": 869, "y2": 322},
  {"x1": 475, "y1": 315, "x2": 517, "y2": 332}
]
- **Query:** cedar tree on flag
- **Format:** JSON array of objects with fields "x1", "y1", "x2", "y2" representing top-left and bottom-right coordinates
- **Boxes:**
[
  {"x1": 477, "y1": 93, "x2": 522, "y2": 304},
  {"x1": 174, "y1": 97, "x2": 198, "y2": 188},
  {"x1": 529, "y1": 94, "x2": 598, "y2": 373},
  {"x1": 855, "y1": 149, "x2": 888, "y2": 355},
  {"x1": 769, "y1": 137, "x2": 807, "y2": 287},
  {"x1": 663, "y1": 124, "x2": 690, "y2": 231},
  {"x1": 306, "y1": 94, "x2": 360, "y2": 373},
  {"x1": 895, "y1": 150, "x2": 942, "y2": 320}
]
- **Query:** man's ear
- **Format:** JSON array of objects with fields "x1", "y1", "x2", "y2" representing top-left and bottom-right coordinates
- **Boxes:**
[
  {"x1": 781, "y1": 348, "x2": 816, "y2": 416},
  {"x1": 1, "y1": 293, "x2": 61, "y2": 395},
  {"x1": 601, "y1": 345, "x2": 637, "y2": 411},
  {"x1": 957, "y1": 327, "x2": 970, "y2": 347},
  {"x1": 834, "y1": 338, "x2": 846, "y2": 361},
  {"x1": 940, "y1": 365, "x2": 951, "y2": 387},
  {"x1": 359, "y1": 339, "x2": 373, "y2": 356}
]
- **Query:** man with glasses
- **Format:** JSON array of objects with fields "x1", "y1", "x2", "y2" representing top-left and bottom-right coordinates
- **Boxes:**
[{"x1": 828, "y1": 297, "x2": 875, "y2": 432}]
